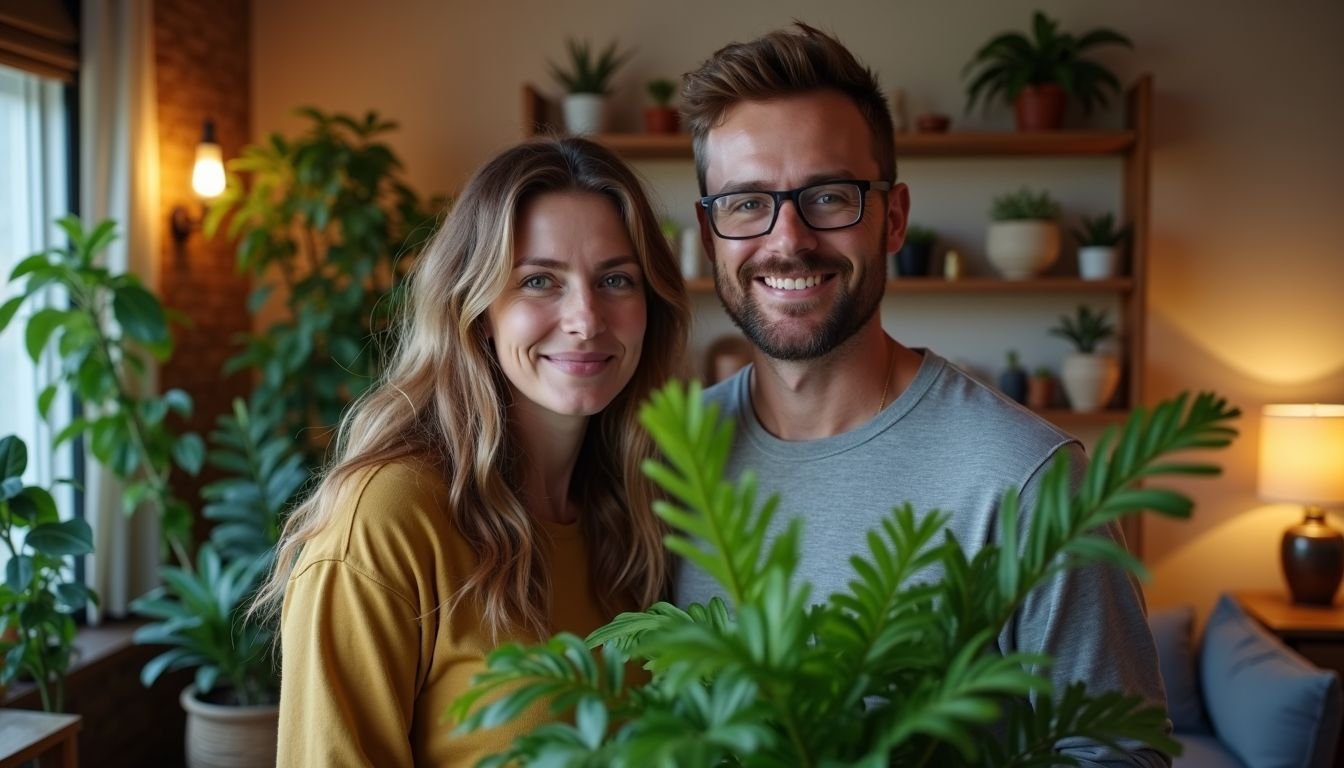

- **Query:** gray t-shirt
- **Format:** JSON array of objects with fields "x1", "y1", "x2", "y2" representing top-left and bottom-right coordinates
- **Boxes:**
[{"x1": 676, "y1": 350, "x2": 1170, "y2": 767}]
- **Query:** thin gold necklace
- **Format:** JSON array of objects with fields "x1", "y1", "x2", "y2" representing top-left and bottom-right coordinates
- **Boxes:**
[{"x1": 877, "y1": 341, "x2": 896, "y2": 415}]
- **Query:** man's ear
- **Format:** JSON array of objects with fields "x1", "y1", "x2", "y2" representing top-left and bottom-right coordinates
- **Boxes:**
[
  {"x1": 886, "y1": 181, "x2": 912, "y2": 252},
  {"x1": 695, "y1": 204, "x2": 716, "y2": 265}
]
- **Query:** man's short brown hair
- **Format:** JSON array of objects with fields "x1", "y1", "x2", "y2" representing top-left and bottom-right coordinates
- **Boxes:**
[{"x1": 682, "y1": 22, "x2": 896, "y2": 195}]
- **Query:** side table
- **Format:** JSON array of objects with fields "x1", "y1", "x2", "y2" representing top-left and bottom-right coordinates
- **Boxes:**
[
  {"x1": 0, "y1": 709, "x2": 80, "y2": 768},
  {"x1": 1235, "y1": 590, "x2": 1344, "y2": 767}
]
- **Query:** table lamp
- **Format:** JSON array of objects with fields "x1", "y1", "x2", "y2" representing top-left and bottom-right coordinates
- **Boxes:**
[{"x1": 1258, "y1": 404, "x2": 1344, "y2": 605}]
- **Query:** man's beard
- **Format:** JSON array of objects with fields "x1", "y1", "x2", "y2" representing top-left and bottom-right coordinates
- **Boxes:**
[{"x1": 713, "y1": 239, "x2": 887, "y2": 361}]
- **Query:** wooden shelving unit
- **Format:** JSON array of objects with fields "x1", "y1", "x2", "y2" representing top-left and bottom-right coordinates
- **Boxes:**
[
  {"x1": 682, "y1": 277, "x2": 1134, "y2": 295},
  {"x1": 521, "y1": 77, "x2": 1152, "y2": 433}
]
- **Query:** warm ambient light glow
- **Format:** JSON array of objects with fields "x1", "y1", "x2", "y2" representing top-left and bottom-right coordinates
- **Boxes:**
[
  {"x1": 1258, "y1": 404, "x2": 1344, "y2": 504},
  {"x1": 191, "y1": 141, "x2": 225, "y2": 199}
]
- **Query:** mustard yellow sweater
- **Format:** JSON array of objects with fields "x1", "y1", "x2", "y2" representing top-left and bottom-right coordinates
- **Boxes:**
[{"x1": 277, "y1": 458, "x2": 610, "y2": 766}]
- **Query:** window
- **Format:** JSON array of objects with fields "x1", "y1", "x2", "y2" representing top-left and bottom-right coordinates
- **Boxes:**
[{"x1": 0, "y1": 63, "x2": 75, "y2": 557}]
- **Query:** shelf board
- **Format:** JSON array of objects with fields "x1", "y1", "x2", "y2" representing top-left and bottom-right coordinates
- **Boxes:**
[
  {"x1": 1036, "y1": 408, "x2": 1130, "y2": 430},
  {"x1": 684, "y1": 277, "x2": 1133, "y2": 294},
  {"x1": 586, "y1": 130, "x2": 1135, "y2": 161}
]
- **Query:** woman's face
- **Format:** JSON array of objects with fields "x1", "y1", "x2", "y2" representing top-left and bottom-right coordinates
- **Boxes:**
[{"x1": 487, "y1": 191, "x2": 647, "y2": 424}]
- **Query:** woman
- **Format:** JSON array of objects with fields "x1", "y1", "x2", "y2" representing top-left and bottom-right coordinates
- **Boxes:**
[{"x1": 255, "y1": 137, "x2": 690, "y2": 765}]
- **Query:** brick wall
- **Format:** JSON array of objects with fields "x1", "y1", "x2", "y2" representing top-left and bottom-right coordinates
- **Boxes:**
[{"x1": 154, "y1": 0, "x2": 252, "y2": 523}]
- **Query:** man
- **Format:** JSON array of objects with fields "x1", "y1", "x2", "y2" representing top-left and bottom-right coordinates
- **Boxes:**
[{"x1": 675, "y1": 23, "x2": 1169, "y2": 767}]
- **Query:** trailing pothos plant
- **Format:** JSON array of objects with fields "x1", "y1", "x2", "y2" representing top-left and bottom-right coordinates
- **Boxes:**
[
  {"x1": 204, "y1": 107, "x2": 444, "y2": 467},
  {"x1": 130, "y1": 396, "x2": 307, "y2": 706},
  {"x1": 0, "y1": 216, "x2": 204, "y2": 568},
  {"x1": 450, "y1": 382, "x2": 1238, "y2": 766},
  {"x1": 0, "y1": 434, "x2": 97, "y2": 713}
]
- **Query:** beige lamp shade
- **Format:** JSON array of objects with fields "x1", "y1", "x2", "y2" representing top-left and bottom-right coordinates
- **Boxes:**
[{"x1": 1258, "y1": 404, "x2": 1344, "y2": 505}]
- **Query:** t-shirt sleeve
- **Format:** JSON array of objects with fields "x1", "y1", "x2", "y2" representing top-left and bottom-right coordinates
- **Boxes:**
[
  {"x1": 276, "y1": 464, "x2": 442, "y2": 767},
  {"x1": 1006, "y1": 442, "x2": 1174, "y2": 768}
]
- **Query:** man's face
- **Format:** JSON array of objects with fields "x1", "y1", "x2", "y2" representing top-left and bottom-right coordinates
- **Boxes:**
[{"x1": 698, "y1": 90, "x2": 909, "y2": 361}]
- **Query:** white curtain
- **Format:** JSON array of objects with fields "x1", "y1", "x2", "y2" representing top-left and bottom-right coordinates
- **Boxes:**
[
  {"x1": 0, "y1": 66, "x2": 73, "y2": 575},
  {"x1": 80, "y1": 0, "x2": 161, "y2": 619}
]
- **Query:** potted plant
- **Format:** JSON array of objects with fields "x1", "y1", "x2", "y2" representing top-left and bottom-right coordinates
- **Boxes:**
[
  {"x1": 131, "y1": 397, "x2": 306, "y2": 768},
  {"x1": 1027, "y1": 366, "x2": 1055, "y2": 410},
  {"x1": 1050, "y1": 304, "x2": 1120, "y2": 412},
  {"x1": 450, "y1": 381, "x2": 1238, "y2": 765},
  {"x1": 1072, "y1": 212, "x2": 1129, "y2": 280},
  {"x1": 894, "y1": 224, "x2": 936, "y2": 277},
  {"x1": 0, "y1": 216, "x2": 203, "y2": 568},
  {"x1": 549, "y1": 38, "x2": 630, "y2": 134},
  {"x1": 151, "y1": 109, "x2": 432, "y2": 766},
  {"x1": 963, "y1": 11, "x2": 1133, "y2": 131},
  {"x1": 998, "y1": 349, "x2": 1027, "y2": 404},
  {"x1": 0, "y1": 434, "x2": 97, "y2": 713},
  {"x1": 205, "y1": 108, "x2": 442, "y2": 468},
  {"x1": 644, "y1": 77, "x2": 679, "y2": 134},
  {"x1": 985, "y1": 187, "x2": 1061, "y2": 279}
]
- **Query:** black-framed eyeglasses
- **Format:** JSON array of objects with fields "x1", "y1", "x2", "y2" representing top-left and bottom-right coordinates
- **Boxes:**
[{"x1": 698, "y1": 180, "x2": 892, "y2": 240}]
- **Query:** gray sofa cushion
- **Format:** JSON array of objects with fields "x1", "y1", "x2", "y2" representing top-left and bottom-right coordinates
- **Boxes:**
[
  {"x1": 1201, "y1": 595, "x2": 1342, "y2": 768},
  {"x1": 1174, "y1": 734, "x2": 1248, "y2": 768},
  {"x1": 1149, "y1": 605, "x2": 1212, "y2": 734}
]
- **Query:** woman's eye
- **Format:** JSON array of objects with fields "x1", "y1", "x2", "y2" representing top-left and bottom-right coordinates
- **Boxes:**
[
  {"x1": 521, "y1": 275, "x2": 551, "y2": 290},
  {"x1": 601, "y1": 273, "x2": 636, "y2": 289}
]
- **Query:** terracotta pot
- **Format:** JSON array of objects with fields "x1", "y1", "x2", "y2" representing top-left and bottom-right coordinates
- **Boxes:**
[
  {"x1": 643, "y1": 106, "x2": 679, "y2": 134},
  {"x1": 1013, "y1": 83, "x2": 1067, "y2": 131},
  {"x1": 1027, "y1": 375, "x2": 1054, "y2": 410}
]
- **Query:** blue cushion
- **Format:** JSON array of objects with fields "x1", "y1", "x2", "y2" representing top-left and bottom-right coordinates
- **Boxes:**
[
  {"x1": 1149, "y1": 605, "x2": 1212, "y2": 734},
  {"x1": 1201, "y1": 595, "x2": 1343, "y2": 768}
]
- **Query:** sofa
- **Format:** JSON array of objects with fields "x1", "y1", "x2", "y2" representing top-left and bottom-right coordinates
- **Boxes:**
[{"x1": 1149, "y1": 595, "x2": 1343, "y2": 768}]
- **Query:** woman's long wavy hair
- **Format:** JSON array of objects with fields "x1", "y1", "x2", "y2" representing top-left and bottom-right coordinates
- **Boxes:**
[{"x1": 253, "y1": 136, "x2": 690, "y2": 640}]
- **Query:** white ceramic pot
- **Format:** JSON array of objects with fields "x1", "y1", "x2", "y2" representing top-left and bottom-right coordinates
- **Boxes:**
[
  {"x1": 1060, "y1": 353, "x2": 1120, "y2": 412},
  {"x1": 985, "y1": 220, "x2": 1060, "y2": 279},
  {"x1": 181, "y1": 685, "x2": 279, "y2": 768},
  {"x1": 1078, "y1": 245, "x2": 1118, "y2": 280},
  {"x1": 562, "y1": 93, "x2": 607, "y2": 134}
]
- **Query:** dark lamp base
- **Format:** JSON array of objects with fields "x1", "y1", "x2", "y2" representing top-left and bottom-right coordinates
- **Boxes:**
[{"x1": 1282, "y1": 506, "x2": 1344, "y2": 606}]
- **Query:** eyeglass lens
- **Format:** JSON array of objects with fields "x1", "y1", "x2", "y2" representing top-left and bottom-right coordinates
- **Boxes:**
[{"x1": 710, "y1": 182, "x2": 865, "y2": 238}]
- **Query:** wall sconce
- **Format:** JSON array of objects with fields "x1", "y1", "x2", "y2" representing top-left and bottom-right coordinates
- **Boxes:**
[
  {"x1": 1258, "y1": 403, "x2": 1344, "y2": 605},
  {"x1": 169, "y1": 119, "x2": 225, "y2": 245}
]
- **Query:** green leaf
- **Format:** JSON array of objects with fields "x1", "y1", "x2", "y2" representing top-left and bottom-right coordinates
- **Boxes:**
[
  {"x1": 0, "y1": 295, "x2": 25, "y2": 334},
  {"x1": 26, "y1": 518, "x2": 94, "y2": 556},
  {"x1": 112, "y1": 283, "x2": 169, "y2": 345},
  {"x1": 36, "y1": 384, "x2": 60, "y2": 419},
  {"x1": 163, "y1": 388, "x2": 193, "y2": 416},
  {"x1": 24, "y1": 307, "x2": 69, "y2": 362},
  {"x1": 0, "y1": 435, "x2": 27, "y2": 480},
  {"x1": 173, "y1": 433, "x2": 206, "y2": 476},
  {"x1": 6, "y1": 555, "x2": 34, "y2": 591}
]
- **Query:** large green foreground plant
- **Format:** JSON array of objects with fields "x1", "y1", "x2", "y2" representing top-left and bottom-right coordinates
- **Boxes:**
[
  {"x1": 206, "y1": 108, "x2": 443, "y2": 465},
  {"x1": 451, "y1": 383, "x2": 1238, "y2": 766},
  {"x1": 0, "y1": 434, "x2": 96, "y2": 712},
  {"x1": 0, "y1": 217, "x2": 203, "y2": 567}
]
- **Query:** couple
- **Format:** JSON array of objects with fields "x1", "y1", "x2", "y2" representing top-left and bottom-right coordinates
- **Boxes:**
[{"x1": 262, "y1": 23, "x2": 1167, "y2": 768}]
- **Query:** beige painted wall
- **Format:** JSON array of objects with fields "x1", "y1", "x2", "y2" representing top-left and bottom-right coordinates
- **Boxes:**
[{"x1": 251, "y1": 0, "x2": 1344, "y2": 620}]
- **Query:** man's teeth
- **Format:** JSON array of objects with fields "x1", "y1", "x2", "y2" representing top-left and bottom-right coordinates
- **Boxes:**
[{"x1": 762, "y1": 275, "x2": 822, "y2": 290}]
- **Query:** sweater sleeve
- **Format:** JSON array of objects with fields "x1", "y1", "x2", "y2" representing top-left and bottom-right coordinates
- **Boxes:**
[
  {"x1": 276, "y1": 463, "x2": 443, "y2": 767},
  {"x1": 1006, "y1": 442, "x2": 1173, "y2": 768}
]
